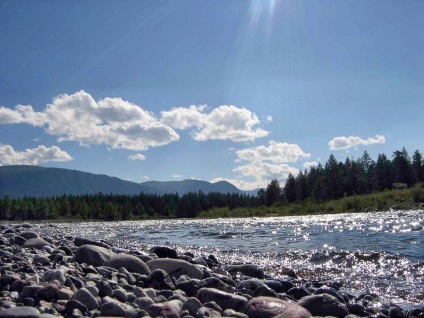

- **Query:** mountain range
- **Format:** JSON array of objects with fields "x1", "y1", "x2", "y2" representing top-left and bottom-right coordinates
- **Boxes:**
[{"x1": 0, "y1": 165, "x2": 257, "y2": 198}]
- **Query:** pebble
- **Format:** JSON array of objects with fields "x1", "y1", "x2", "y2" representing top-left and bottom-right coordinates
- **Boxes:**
[{"x1": 0, "y1": 223, "x2": 420, "y2": 318}]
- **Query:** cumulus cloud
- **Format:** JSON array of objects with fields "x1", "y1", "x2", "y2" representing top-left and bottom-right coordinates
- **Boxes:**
[
  {"x1": 328, "y1": 135, "x2": 385, "y2": 150},
  {"x1": 303, "y1": 161, "x2": 318, "y2": 169},
  {"x1": 44, "y1": 91, "x2": 179, "y2": 151},
  {"x1": 0, "y1": 105, "x2": 46, "y2": 126},
  {"x1": 0, "y1": 144, "x2": 73, "y2": 165},
  {"x1": 128, "y1": 154, "x2": 146, "y2": 161},
  {"x1": 236, "y1": 141, "x2": 310, "y2": 163},
  {"x1": 161, "y1": 105, "x2": 269, "y2": 142},
  {"x1": 228, "y1": 140, "x2": 310, "y2": 190}
]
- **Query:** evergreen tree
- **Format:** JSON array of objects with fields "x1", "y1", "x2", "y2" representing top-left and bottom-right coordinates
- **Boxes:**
[
  {"x1": 412, "y1": 150, "x2": 423, "y2": 183},
  {"x1": 266, "y1": 178, "x2": 282, "y2": 206},
  {"x1": 392, "y1": 147, "x2": 412, "y2": 186},
  {"x1": 284, "y1": 174, "x2": 296, "y2": 203}
]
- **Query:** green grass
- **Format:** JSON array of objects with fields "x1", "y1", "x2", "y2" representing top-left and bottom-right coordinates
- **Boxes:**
[{"x1": 197, "y1": 185, "x2": 424, "y2": 218}]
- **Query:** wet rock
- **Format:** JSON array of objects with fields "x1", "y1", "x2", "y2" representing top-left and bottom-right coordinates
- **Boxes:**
[
  {"x1": 314, "y1": 285, "x2": 345, "y2": 303},
  {"x1": 246, "y1": 296, "x2": 293, "y2": 318},
  {"x1": 0, "y1": 306, "x2": 41, "y2": 317},
  {"x1": 389, "y1": 306, "x2": 406, "y2": 318},
  {"x1": 147, "y1": 258, "x2": 204, "y2": 279},
  {"x1": 197, "y1": 287, "x2": 248, "y2": 312},
  {"x1": 298, "y1": 293, "x2": 349, "y2": 318},
  {"x1": 150, "y1": 246, "x2": 178, "y2": 259},
  {"x1": 104, "y1": 253, "x2": 151, "y2": 275},
  {"x1": 74, "y1": 244, "x2": 115, "y2": 266},
  {"x1": 226, "y1": 264, "x2": 264, "y2": 279},
  {"x1": 202, "y1": 277, "x2": 236, "y2": 293},
  {"x1": 253, "y1": 284, "x2": 278, "y2": 298},
  {"x1": 135, "y1": 296, "x2": 155, "y2": 311},
  {"x1": 287, "y1": 286, "x2": 310, "y2": 300},
  {"x1": 148, "y1": 299, "x2": 183, "y2": 318}
]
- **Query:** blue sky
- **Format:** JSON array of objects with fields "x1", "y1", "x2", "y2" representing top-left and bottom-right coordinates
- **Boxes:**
[{"x1": 0, "y1": 0, "x2": 423, "y2": 190}]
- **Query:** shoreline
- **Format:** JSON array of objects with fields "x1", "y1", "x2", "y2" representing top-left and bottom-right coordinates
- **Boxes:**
[{"x1": 1, "y1": 222, "x2": 423, "y2": 318}]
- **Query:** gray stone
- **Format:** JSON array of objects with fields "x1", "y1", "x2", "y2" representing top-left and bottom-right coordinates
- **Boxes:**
[
  {"x1": 104, "y1": 253, "x2": 151, "y2": 275},
  {"x1": 21, "y1": 231, "x2": 39, "y2": 239},
  {"x1": 223, "y1": 309, "x2": 249, "y2": 318},
  {"x1": 147, "y1": 258, "x2": 203, "y2": 279},
  {"x1": 183, "y1": 297, "x2": 203, "y2": 316},
  {"x1": 298, "y1": 294, "x2": 349, "y2": 318},
  {"x1": 73, "y1": 236, "x2": 110, "y2": 248},
  {"x1": 196, "y1": 306, "x2": 222, "y2": 317},
  {"x1": 135, "y1": 296, "x2": 155, "y2": 311},
  {"x1": 148, "y1": 299, "x2": 183, "y2": 318},
  {"x1": 226, "y1": 264, "x2": 264, "y2": 279},
  {"x1": 196, "y1": 287, "x2": 248, "y2": 313},
  {"x1": 0, "y1": 306, "x2": 40, "y2": 317},
  {"x1": 23, "y1": 238, "x2": 51, "y2": 250},
  {"x1": 100, "y1": 296, "x2": 135, "y2": 317},
  {"x1": 150, "y1": 246, "x2": 178, "y2": 259},
  {"x1": 72, "y1": 287, "x2": 99, "y2": 311},
  {"x1": 43, "y1": 269, "x2": 66, "y2": 286},
  {"x1": 112, "y1": 288, "x2": 128, "y2": 303},
  {"x1": 74, "y1": 244, "x2": 115, "y2": 266},
  {"x1": 246, "y1": 296, "x2": 293, "y2": 318},
  {"x1": 273, "y1": 303, "x2": 312, "y2": 318}
]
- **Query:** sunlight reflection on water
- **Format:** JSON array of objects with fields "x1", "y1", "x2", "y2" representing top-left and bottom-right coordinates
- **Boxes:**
[{"x1": 41, "y1": 210, "x2": 424, "y2": 306}]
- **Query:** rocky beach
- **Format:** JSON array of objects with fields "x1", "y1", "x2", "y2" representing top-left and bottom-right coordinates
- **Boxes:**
[{"x1": 0, "y1": 222, "x2": 423, "y2": 318}]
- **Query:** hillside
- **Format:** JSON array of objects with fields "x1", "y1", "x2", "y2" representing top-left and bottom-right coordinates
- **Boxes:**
[{"x1": 0, "y1": 165, "x2": 248, "y2": 198}]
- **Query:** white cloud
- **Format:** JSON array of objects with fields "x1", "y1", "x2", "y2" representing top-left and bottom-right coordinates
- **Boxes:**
[
  {"x1": 236, "y1": 140, "x2": 311, "y2": 163},
  {"x1": 0, "y1": 144, "x2": 73, "y2": 165},
  {"x1": 328, "y1": 135, "x2": 385, "y2": 150},
  {"x1": 265, "y1": 115, "x2": 273, "y2": 122},
  {"x1": 0, "y1": 105, "x2": 46, "y2": 126},
  {"x1": 172, "y1": 174, "x2": 184, "y2": 178},
  {"x1": 128, "y1": 154, "x2": 146, "y2": 161},
  {"x1": 303, "y1": 161, "x2": 318, "y2": 169},
  {"x1": 161, "y1": 105, "x2": 269, "y2": 142},
  {"x1": 140, "y1": 176, "x2": 150, "y2": 180},
  {"x1": 44, "y1": 91, "x2": 179, "y2": 151},
  {"x1": 225, "y1": 140, "x2": 310, "y2": 190}
]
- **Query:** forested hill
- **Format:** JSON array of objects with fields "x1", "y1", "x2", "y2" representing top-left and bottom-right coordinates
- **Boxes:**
[{"x1": 0, "y1": 165, "x2": 247, "y2": 198}]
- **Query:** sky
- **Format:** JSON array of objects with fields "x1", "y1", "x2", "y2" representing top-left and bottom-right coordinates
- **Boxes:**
[{"x1": 0, "y1": 0, "x2": 423, "y2": 190}]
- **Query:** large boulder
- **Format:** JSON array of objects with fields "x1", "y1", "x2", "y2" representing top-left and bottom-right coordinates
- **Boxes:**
[
  {"x1": 0, "y1": 306, "x2": 41, "y2": 317},
  {"x1": 22, "y1": 238, "x2": 52, "y2": 250},
  {"x1": 246, "y1": 296, "x2": 293, "y2": 318},
  {"x1": 148, "y1": 299, "x2": 183, "y2": 318},
  {"x1": 274, "y1": 303, "x2": 312, "y2": 318},
  {"x1": 298, "y1": 294, "x2": 349, "y2": 318},
  {"x1": 147, "y1": 258, "x2": 203, "y2": 279},
  {"x1": 74, "y1": 244, "x2": 115, "y2": 266},
  {"x1": 104, "y1": 254, "x2": 151, "y2": 275},
  {"x1": 196, "y1": 287, "x2": 248, "y2": 313}
]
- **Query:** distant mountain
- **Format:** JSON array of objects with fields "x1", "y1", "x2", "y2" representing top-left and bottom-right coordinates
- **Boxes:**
[{"x1": 0, "y1": 165, "x2": 252, "y2": 198}]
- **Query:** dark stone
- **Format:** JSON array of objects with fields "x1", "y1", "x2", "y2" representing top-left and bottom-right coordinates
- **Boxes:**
[
  {"x1": 22, "y1": 238, "x2": 51, "y2": 250},
  {"x1": 73, "y1": 237, "x2": 110, "y2": 249},
  {"x1": 147, "y1": 269, "x2": 176, "y2": 290},
  {"x1": 150, "y1": 246, "x2": 178, "y2": 259},
  {"x1": 64, "y1": 300, "x2": 89, "y2": 316},
  {"x1": 273, "y1": 303, "x2": 311, "y2": 318},
  {"x1": 298, "y1": 294, "x2": 349, "y2": 318},
  {"x1": 197, "y1": 287, "x2": 248, "y2": 313},
  {"x1": 389, "y1": 307, "x2": 406, "y2": 318},
  {"x1": 253, "y1": 285, "x2": 279, "y2": 298},
  {"x1": 287, "y1": 286, "x2": 310, "y2": 300},
  {"x1": 35, "y1": 284, "x2": 60, "y2": 301},
  {"x1": 226, "y1": 264, "x2": 264, "y2": 279}
]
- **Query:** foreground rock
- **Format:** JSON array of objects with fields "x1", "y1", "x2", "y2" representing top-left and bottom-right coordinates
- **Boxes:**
[{"x1": 0, "y1": 223, "x2": 421, "y2": 318}]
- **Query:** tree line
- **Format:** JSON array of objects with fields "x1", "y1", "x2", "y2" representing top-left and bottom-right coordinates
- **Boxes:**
[
  {"x1": 0, "y1": 191, "x2": 257, "y2": 221},
  {"x1": 269, "y1": 147, "x2": 423, "y2": 206},
  {"x1": 0, "y1": 147, "x2": 422, "y2": 221}
]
